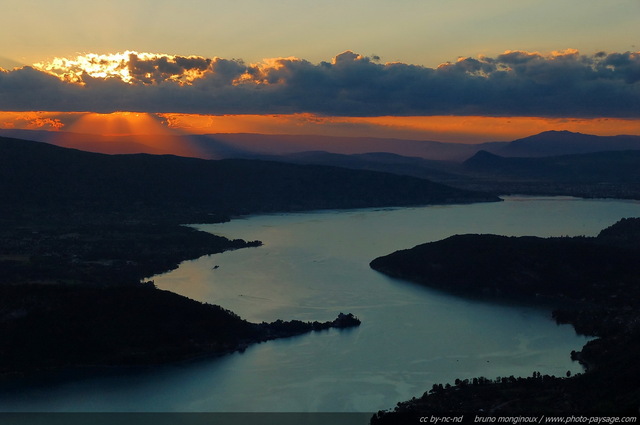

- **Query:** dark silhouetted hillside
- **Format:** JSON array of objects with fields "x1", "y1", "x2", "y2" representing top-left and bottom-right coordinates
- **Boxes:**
[
  {"x1": 0, "y1": 284, "x2": 360, "y2": 375},
  {"x1": 0, "y1": 136, "x2": 499, "y2": 218},
  {"x1": 463, "y1": 149, "x2": 640, "y2": 183},
  {"x1": 369, "y1": 218, "x2": 640, "y2": 420},
  {"x1": 245, "y1": 150, "x2": 462, "y2": 182},
  {"x1": 370, "y1": 231, "x2": 640, "y2": 303},
  {"x1": 455, "y1": 149, "x2": 640, "y2": 199}
]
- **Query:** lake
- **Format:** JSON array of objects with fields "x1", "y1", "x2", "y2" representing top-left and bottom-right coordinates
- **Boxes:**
[{"x1": 1, "y1": 196, "x2": 638, "y2": 416}]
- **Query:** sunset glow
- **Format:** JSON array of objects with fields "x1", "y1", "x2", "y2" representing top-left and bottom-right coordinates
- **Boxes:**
[
  {"x1": 64, "y1": 112, "x2": 203, "y2": 157},
  {"x1": 68, "y1": 112, "x2": 171, "y2": 136},
  {"x1": 0, "y1": 111, "x2": 204, "y2": 157},
  {"x1": 3, "y1": 0, "x2": 640, "y2": 416},
  {"x1": 2, "y1": 37, "x2": 639, "y2": 154},
  {"x1": 33, "y1": 51, "x2": 212, "y2": 85},
  {"x1": 2, "y1": 111, "x2": 638, "y2": 148},
  {"x1": 0, "y1": 111, "x2": 64, "y2": 131},
  {"x1": 34, "y1": 52, "x2": 135, "y2": 84},
  {"x1": 157, "y1": 113, "x2": 640, "y2": 143}
]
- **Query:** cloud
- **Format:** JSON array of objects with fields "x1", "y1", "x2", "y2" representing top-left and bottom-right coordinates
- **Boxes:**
[
  {"x1": 1, "y1": 50, "x2": 639, "y2": 117},
  {"x1": 0, "y1": 111, "x2": 65, "y2": 131},
  {"x1": 126, "y1": 53, "x2": 212, "y2": 85}
]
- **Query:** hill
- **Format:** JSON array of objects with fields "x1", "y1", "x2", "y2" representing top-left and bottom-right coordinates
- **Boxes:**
[
  {"x1": 463, "y1": 149, "x2": 640, "y2": 182},
  {"x1": 369, "y1": 218, "x2": 640, "y2": 419},
  {"x1": 243, "y1": 150, "x2": 462, "y2": 182},
  {"x1": 0, "y1": 282, "x2": 360, "y2": 375},
  {"x1": 369, "y1": 225, "x2": 640, "y2": 303},
  {"x1": 495, "y1": 130, "x2": 640, "y2": 158},
  {"x1": 456, "y1": 149, "x2": 640, "y2": 199},
  {"x1": 0, "y1": 136, "x2": 499, "y2": 220}
]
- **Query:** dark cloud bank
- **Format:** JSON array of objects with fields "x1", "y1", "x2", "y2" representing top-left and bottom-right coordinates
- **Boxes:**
[{"x1": 1, "y1": 50, "x2": 639, "y2": 117}]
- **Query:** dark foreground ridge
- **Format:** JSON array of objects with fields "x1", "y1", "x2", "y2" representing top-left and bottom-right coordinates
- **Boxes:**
[
  {"x1": 370, "y1": 218, "x2": 640, "y2": 420},
  {"x1": 0, "y1": 217, "x2": 361, "y2": 376},
  {"x1": 0, "y1": 136, "x2": 500, "y2": 220},
  {"x1": 0, "y1": 284, "x2": 360, "y2": 376}
]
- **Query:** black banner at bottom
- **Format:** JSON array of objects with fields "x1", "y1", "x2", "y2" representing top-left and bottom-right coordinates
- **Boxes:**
[{"x1": 0, "y1": 413, "x2": 373, "y2": 425}]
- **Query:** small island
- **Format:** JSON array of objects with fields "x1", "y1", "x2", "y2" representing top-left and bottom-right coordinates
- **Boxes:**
[{"x1": 370, "y1": 218, "x2": 640, "y2": 419}]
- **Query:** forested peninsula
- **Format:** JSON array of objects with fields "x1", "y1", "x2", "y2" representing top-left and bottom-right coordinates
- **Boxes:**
[
  {"x1": 370, "y1": 218, "x2": 640, "y2": 420},
  {"x1": 0, "y1": 136, "x2": 496, "y2": 376}
]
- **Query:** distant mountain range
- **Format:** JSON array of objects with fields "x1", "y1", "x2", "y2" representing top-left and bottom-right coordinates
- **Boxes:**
[
  {"x1": 0, "y1": 128, "x2": 499, "y2": 161},
  {"x1": 240, "y1": 133, "x2": 640, "y2": 199},
  {"x1": 202, "y1": 133, "x2": 501, "y2": 161},
  {"x1": 2, "y1": 128, "x2": 640, "y2": 163},
  {"x1": 494, "y1": 130, "x2": 640, "y2": 158},
  {"x1": 239, "y1": 130, "x2": 640, "y2": 160}
]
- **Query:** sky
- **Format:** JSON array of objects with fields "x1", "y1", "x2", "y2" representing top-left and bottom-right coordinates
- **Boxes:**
[{"x1": 1, "y1": 0, "x2": 639, "y2": 143}]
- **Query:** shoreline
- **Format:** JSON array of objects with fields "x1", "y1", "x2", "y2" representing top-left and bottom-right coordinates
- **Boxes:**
[{"x1": 369, "y1": 218, "x2": 640, "y2": 418}]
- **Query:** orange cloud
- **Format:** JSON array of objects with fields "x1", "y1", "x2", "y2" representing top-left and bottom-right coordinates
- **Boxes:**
[
  {"x1": 159, "y1": 113, "x2": 331, "y2": 135},
  {"x1": 0, "y1": 111, "x2": 65, "y2": 131}
]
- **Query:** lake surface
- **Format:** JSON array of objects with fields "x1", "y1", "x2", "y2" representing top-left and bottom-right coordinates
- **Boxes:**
[{"x1": 1, "y1": 196, "x2": 639, "y2": 415}]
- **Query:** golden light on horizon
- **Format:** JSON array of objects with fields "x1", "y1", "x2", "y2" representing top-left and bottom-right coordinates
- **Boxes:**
[
  {"x1": 2, "y1": 111, "x2": 640, "y2": 148},
  {"x1": 158, "y1": 113, "x2": 640, "y2": 143},
  {"x1": 67, "y1": 112, "x2": 167, "y2": 136},
  {"x1": 0, "y1": 111, "x2": 65, "y2": 131},
  {"x1": 60, "y1": 112, "x2": 202, "y2": 157}
]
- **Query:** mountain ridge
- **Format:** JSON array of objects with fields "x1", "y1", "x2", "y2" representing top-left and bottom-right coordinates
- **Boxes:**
[
  {"x1": 3, "y1": 129, "x2": 640, "y2": 164},
  {"x1": 0, "y1": 136, "x2": 499, "y2": 218},
  {"x1": 369, "y1": 218, "x2": 640, "y2": 419},
  {"x1": 495, "y1": 130, "x2": 640, "y2": 157}
]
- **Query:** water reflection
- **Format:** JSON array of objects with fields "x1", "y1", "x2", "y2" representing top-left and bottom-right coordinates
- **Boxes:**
[{"x1": 1, "y1": 197, "x2": 638, "y2": 413}]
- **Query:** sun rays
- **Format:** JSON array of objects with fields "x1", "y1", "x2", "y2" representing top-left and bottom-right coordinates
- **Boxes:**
[{"x1": 54, "y1": 112, "x2": 203, "y2": 157}]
